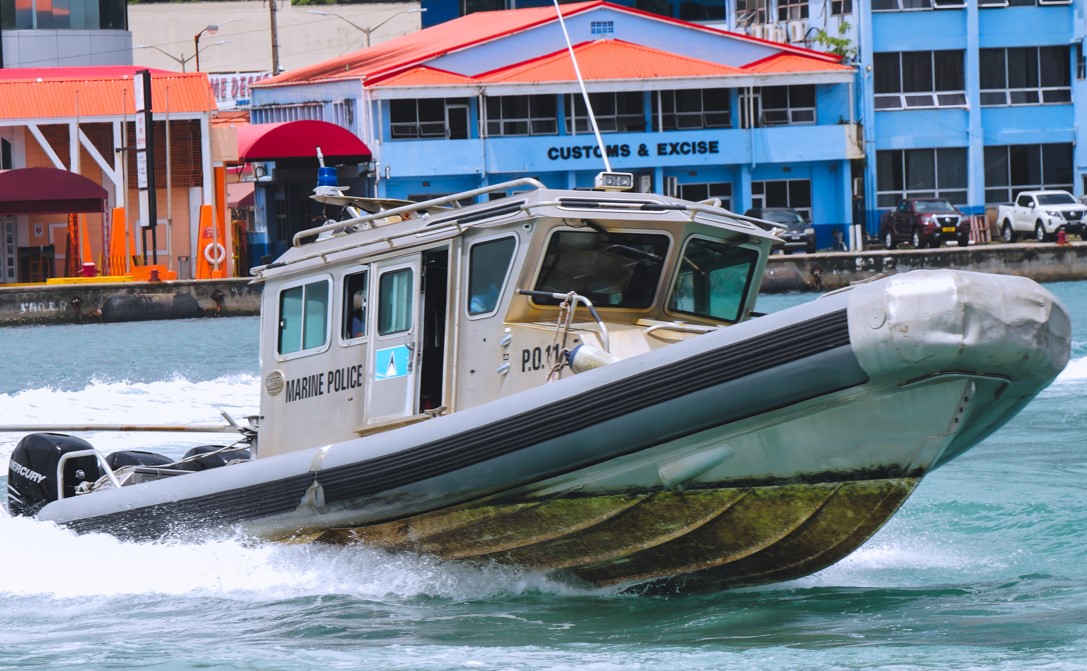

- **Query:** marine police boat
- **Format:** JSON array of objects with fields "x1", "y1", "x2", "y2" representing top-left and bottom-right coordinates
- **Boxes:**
[{"x1": 5, "y1": 172, "x2": 1071, "y2": 592}]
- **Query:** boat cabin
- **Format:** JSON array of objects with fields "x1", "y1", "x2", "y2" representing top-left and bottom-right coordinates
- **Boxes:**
[{"x1": 251, "y1": 178, "x2": 779, "y2": 458}]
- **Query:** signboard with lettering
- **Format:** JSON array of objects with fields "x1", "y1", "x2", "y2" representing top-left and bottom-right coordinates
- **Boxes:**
[{"x1": 208, "y1": 72, "x2": 272, "y2": 110}]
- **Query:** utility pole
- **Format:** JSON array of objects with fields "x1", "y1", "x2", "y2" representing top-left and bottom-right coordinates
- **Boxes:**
[{"x1": 269, "y1": 0, "x2": 281, "y2": 74}]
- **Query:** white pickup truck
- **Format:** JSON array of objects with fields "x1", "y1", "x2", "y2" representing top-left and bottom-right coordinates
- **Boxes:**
[{"x1": 997, "y1": 190, "x2": 1087, "y2": 242}]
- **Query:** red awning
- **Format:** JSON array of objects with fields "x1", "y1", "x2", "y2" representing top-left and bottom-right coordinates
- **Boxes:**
[
  {"x1": 0, "y1": 167, "x2": 108, "y2": 215},
  {"x1": 227, "y1": 181, "x2": 255, "y2": 209},
  {"x1": 237, "y1": 120, "x2": 371, "y2": 162}
]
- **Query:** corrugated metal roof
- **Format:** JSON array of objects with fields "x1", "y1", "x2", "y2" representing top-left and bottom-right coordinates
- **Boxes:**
[
  {"x1": 744, "y1": 52, "x2": 852, "y2": 74},
  {"x1": 0, "y1": 68, "x2": 217, "y2": 120},
  {"x1": 478, "y1": 39, "x2": 745, "y2": 84},
  {"x1": 262, "y1": 1, "x2": 604, "y2": 86},
  {"x1": 374, "y1": 66, "x2": 480, "y2": 88},
  {"x1": 370, "y1": 40, "x2": 846, "y2": 89},
  {"x1": 264, "y1": 1, "x2": 846, "y2": 90}
]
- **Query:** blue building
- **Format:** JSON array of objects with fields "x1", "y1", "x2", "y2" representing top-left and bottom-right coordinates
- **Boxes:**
[
  {"x1": 418, "y1": 0, "x2": 1087, "y2": 239},
  {"x1": 248, "y1": 1, "x2": 862, "y2": 260}
]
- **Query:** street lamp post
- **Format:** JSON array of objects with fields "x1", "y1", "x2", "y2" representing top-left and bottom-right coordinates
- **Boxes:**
[
  {"x1": 136, "y1": 41, "x2": 231, "y2": 73},
  {"x1": 135, "y1": 44, "x2": 194, "y2": 72},
  {"x1": 308, "y1": 7, "x2": 426, "y2": 49},
  {"x1": 193, "y1": 24, "x2": 218, "y2": 72}
]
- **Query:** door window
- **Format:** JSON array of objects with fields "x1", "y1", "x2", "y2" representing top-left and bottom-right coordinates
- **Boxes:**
[{"x1": 378, "y1": 268, "x2": 414, "y2": 335}]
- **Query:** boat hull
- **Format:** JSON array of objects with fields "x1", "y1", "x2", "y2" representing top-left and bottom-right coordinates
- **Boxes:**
[{"x1": 35, "y1": 269, "x2": 1070, "y2": 591}]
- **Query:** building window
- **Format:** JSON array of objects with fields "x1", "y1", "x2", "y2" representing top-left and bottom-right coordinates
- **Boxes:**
[
  {"x1": 678, "y1": 182, "x2": 732, "y2": 210},
  {"x1": 485, "y1": 96, "x2": 557, "y2": 136},
  {"x1": 278, "y1": 279, "x2": 330, "y2": 356},
  {"x1": 390, "y1": 98, "x2": 469, "y2": 139},
  {"x1": 876, "y1": 148, "x2": 967, "y2": 208},
  {"x1": 759, "y1": 85, "x2": 815, "y2": 125},
  {"x1": 0, "y1": 138, "x2": 11, "y2": 170},
  {"x1": 981, "y1": 1, "x2": 1067, "y2": 6},
  {"x1": 590, "y1": 20, "x2": 613, "y2": 34},
  {"x1": 984, "y1": 143, "x2": 1073, "y2": 203},
  {"x1": 2, "y1": 0, "x2": 127, "y2": 29},
  {"x1": 832, "y1": 0, "x2": 854, "y2": 14},
  {"x1": 655, "y1": 89, "x2": 730, "y2": 131},
  {"x1": 979, "y1": 46, "x2": 1071, "y2": 106},
  {"x1": 566, "y1": 92, "x2": 645, "y2": 134},
  {"x1": 777, "y1": 0, "x2": 809, "y2": 20},
  {"x1": 751, "y1": 179, "x2": 812, "y2": 220},
  {"x1": 874, "y1": 50, "x2": 966, "y2": 109},
  {"x1": 873, "y1": 0, "x2": 967, "y2": 9},
  {"x1": 736, "y1": 0, "x2": 767, "y2": 25}
]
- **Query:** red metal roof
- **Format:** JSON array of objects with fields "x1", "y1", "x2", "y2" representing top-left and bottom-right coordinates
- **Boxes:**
[
  {"x1": 375, "y1": 66, "x2": 480, "y2": 88},
  {"x1": 264, "y1": 1, "x2": 846, "y2": 89},
  {"x1": 479, "y1": 39, "x2": 746, "y2": 84},
  {"x1": 744, "y1": 52, "x2": 853, "y2": 74},
  {"x1": 262, "y1": 2, "x2": 606, "y2": 87},
  {"x1": 236, "y1": 120, "x2": 371, "y2": 162},
  {"x1": 0, "y1": 67, "x2": 217, "y2": 120}
]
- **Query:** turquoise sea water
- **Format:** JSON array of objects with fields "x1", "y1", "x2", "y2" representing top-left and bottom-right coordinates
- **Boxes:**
[{"x1": 0, "y1": 282, "x2": 1085, "y2": 670}]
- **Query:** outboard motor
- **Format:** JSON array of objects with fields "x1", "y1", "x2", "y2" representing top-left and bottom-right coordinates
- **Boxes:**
[
  {"x1": 7, "y1": 433, "x2": 101, "y2": 516},
  {"x1": 177, "y1": 445, "x2": 251, "y2": 471},
  {"x1": 105, "y1": 450, "x2": 176, "y2": 470}
]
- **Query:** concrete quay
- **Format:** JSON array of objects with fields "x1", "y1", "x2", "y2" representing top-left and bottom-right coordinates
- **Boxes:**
[
  {"x1": 0, "y1": 242, "x2": 1084, "y2": 325},
  {"x1": 0, "y1": 278, "x2": 260, "y2": 326},
  {"x1": 761, "y1": 241, "x2": 1087, "y2": 293}
]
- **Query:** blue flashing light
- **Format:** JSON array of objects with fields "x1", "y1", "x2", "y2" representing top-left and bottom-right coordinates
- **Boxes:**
[{"x1": 317, "y1": 166, "x2": 338, "y2": 188}]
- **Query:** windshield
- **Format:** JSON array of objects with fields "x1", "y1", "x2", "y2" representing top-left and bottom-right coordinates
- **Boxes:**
[
  {"x1": 914, "y1": 200, "x2": 956, "y2": 212},
  {"x1": 761, "y1": 209, "x2": 805, "y2": 225},
  {"x1": 668, "y1": 237, "x2": 759, "y2": 324},
  {"x1": 533, "y1": 230, "x2": 670, "y2": 308},
  {"x1": 1037, "y1": 193, "x2": 1078, "y2": 206}
]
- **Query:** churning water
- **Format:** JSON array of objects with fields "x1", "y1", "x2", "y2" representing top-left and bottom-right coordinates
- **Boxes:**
[{"x1": 1, "y1": 283, "x2": 1085, "y2": 670}]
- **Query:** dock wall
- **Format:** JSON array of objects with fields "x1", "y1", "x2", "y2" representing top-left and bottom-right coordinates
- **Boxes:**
[
  {"x1": 762, "y1": 242, "x2": 1087, "y2": 293},
  {"x1": 1, "y1": 242, "x2": 1086, "y2": 325},
  {"x1": 0, "y1": 278, "x2": 260, "y2": 326}
]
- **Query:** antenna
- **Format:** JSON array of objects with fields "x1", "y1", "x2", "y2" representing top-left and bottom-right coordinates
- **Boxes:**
[{"x1": 553, "y1": 0, "x2": 611, "y2": 173}]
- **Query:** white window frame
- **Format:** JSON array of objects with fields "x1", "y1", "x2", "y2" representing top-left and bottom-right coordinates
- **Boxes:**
[
  {"x1": 979, "y1": 47, "x2": 1072, "y2": 108},
  {"x1": 874, "y1": 51, "x2": 967, "y2": 110},
  {"x1": 276, "y1": 274, "x2": 333, "y2": 361}
]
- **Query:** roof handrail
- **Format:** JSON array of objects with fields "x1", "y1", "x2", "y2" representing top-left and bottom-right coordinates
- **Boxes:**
[{"x1": 292, "y1": 177, "x2": 546, "y2": 246}]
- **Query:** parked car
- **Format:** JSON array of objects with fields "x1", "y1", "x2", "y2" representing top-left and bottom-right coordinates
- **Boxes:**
[
  {"x1": 879, "y1": 198, "x2": 969, "y2": 249},
  {"x1": 995, "y1": 190, "x2": 1086, "y2": 242},
  {"x1": 743, "y1": 207, "x2": 816, "y2": 254}
]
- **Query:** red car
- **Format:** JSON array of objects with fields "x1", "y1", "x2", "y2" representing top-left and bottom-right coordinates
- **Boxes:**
[{"x1": 879, "y1": 198, "x2": 970, "y2": 249}]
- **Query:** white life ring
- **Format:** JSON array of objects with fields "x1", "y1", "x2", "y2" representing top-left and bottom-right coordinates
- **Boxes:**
[{"x1": 203, "y1": 242, "x2": 227, "y2": 266}]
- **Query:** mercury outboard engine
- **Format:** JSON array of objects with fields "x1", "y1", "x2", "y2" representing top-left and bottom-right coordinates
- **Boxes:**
[{"x1": 7, "y1": 433, "x2": 101, "y2": 516}]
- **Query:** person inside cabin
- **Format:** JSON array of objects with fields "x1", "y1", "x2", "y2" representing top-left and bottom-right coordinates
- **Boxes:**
[
  {"x1": 351, "y1": 289, "x2": 366, "y2": 338},
  {"x1": 467, "y1": 237, "x2": 516, "y2": 315},
  {"x1": 344, "y1": 270, "x2": 368, "y2": 340}
]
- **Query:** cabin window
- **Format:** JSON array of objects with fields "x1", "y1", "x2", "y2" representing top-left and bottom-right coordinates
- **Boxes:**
[
  {"x1": 378, "y1": 268, "x2": 414, "y2": 335},
  {"x1": 532, "y1": 230, "x2": 669, "y2": 309},
  {"x1": 468, "y1": 236, "x2": 517, "y2": 316},
  {"x1": 343, "y1": 270, "x2": 368, "y2": 340},
  {"x1": 668, "y1": 237, "x2": 759, "y2": 323},
  {"x1": 278, "y1": 279, "x2": 330, "y2": 355}
]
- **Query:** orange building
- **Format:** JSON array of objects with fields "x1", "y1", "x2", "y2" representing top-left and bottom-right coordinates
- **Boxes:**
[{"x1": 0, "y1": 66, "x2": 234, "y2": 282}]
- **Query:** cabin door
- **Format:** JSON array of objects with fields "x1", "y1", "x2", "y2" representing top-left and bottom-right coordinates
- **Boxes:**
[{"x1": 365, "y1": 254, "x2": 423, "y2": 422}]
